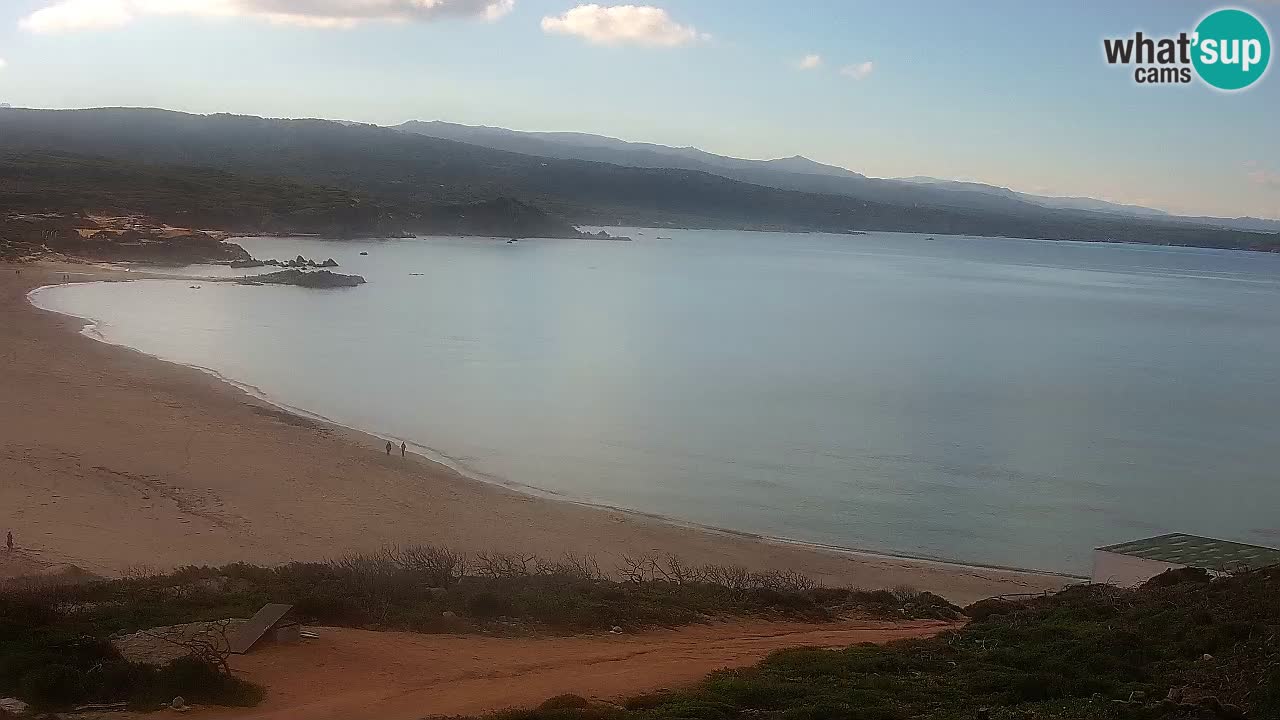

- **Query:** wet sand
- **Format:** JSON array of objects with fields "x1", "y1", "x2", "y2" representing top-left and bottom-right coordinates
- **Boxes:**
[{"x1": 0, "y1": 261, "x2": 1073, "y2": 604}]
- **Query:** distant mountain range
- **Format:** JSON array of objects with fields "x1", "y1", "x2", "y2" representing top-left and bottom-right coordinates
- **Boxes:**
[
  {"x1": 398, "y1": 121, "x2": 867, "y2": 180},
  {"x1": 893, "y1": 176, "x2": 1170, "y2": 218},
  {"x1": 398, "y1": 121, "x2": 1280, "y2": 234},
  {"x1": 0, "y1": 107, "x2": 1276, "y2": 250}
]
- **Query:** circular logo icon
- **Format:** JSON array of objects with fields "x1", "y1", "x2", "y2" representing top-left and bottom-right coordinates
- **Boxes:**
[{"x1": 1193, "y1": 8, "x2": 1271, "y2": 91}]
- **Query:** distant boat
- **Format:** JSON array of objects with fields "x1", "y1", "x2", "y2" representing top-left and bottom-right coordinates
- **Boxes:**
[
  {"x1": 359, "y1": 251, "x2": 369, "y2": 255},
  {"x1": 657, "y1": 236, "x2": 672, "y2": 240}
]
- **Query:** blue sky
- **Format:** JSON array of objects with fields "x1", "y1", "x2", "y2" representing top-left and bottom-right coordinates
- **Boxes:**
[{"x1": 1, "y1": 0, "x2": 1277, "y2": 218}]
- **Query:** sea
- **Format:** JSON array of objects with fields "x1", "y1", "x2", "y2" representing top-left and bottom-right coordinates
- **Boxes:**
[{"x1": 28, "y1": 228, "x2": 1280, "y2": 575}]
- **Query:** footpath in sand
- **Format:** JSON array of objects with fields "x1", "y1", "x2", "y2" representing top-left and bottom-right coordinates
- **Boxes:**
[
  {"x1": 1, "y1": 262, "x2": 1073, "y2": 604},
  {"x1": 187, "y1": 618, "x2": 954, "y2": 720}
]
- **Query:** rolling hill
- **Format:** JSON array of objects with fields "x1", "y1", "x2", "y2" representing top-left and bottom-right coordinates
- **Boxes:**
[{"x1": 2, "y1": 107, "x2": 1276, "y2": 250}]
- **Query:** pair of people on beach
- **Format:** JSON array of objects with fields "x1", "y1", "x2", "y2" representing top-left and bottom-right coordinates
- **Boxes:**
[{"x1": 386, "y1": 441, "x2": 406, "y2": 457}]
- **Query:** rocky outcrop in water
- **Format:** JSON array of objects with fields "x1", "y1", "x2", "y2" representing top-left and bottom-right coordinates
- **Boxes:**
[
  {"x1": 584, "y1": 230, "x2": 631, "y2": 241},
  {"x1": 229, "y1": 255, "x2": 339, "y2": 269},
  {"x1": 248, "y1": 269, "x2": 366, "y2": 288}
]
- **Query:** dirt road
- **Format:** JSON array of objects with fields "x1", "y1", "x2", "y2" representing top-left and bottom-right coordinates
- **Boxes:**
[{"x1": 195, "y1": 619, "x2": 953, "y2": 720}]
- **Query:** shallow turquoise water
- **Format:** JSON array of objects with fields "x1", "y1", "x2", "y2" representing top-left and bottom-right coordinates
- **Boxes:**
[{"x1": 31, "y1": 229, "x2": 1280, "y2": 574}]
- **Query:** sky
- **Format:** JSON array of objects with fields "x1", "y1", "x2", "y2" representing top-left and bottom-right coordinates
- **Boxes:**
[{"x1": 0, "y1": 0, "x2": 1278, "y2": 219}]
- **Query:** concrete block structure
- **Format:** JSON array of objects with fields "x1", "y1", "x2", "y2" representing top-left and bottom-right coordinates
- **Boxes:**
[{"x1": 1092, "y1": 533, "x2": 1280, "y2": 588}]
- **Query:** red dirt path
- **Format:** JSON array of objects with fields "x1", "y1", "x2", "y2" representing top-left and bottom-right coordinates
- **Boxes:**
[{"x1": 189, "y1": 618, "x2": 953, "y2": 720}]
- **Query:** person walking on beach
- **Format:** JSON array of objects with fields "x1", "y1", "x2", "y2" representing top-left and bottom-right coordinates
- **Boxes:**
[
  {"x1": 400, "y1": 441, "x2": 406, "y2": 457},
  {"x1": 5, "y1": 531, "x2": 12, "y2": 551},
  {"x1": 385, "y1": 441, "x2": 393, "y2": 456}
]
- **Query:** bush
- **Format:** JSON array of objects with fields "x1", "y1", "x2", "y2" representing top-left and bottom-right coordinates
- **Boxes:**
[
  {"x1": 149, "y1": 656, "x2": 263, "y2": 707},
  {"x1": 1143, "y1": 567, "x2": 1211, "y2": 588},
  {"x1": 0, "y1": 545, "x2": 957, "y2": 709},
  {"x1": 466, "y1": 591, "x2": 513, "y2": 619},
  {"x1": 963, "y1": 597, "x2": 1019, "y2": 621},
  {"x1": 540, "y1": 694, "x2": 593, "y2": 710},
  {"x1": 0, "y1": 588, "x2": 263, "y2": 711},
  {"x1": 478, "y1": 567, "x2": 1280, "y2": 720},
  {"x1": 19, "y1": 665, "x2": 86, "y2": 705}
]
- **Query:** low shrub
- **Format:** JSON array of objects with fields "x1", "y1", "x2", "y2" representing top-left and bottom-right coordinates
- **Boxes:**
[
  {"x1": 540, "y1": 694, "x2": 593, "y2": 710},
  {"x1": 470, "y1": 567, "x2": 1280, "y2": 720},
  {"x1": 1, "y1": 545, "x2": 958, "y2": 709}
]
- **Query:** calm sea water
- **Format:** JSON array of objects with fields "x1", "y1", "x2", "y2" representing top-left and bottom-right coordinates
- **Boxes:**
[{"x1": 30, "y1": 229, "x2": 1280, "y2": 574}]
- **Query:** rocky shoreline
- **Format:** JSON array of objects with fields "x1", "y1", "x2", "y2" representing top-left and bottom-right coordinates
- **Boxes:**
[{"x1": 2, "y1": 212, "x2": 631, "y2": 271}]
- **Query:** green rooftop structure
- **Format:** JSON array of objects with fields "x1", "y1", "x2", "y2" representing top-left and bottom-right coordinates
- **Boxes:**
[{"x1": 1092, "y1": 533, "x2": 1280, "y2": 587}]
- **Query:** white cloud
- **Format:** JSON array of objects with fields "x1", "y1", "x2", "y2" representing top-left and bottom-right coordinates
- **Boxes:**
[
  {"x1": 1249, "y1": 168, "x2": 1280, "y2": 187},
  {"x1": 19, "y1": 0, "x2": 514, "y2": 33},
  {"x1": 795, "y1": 53, "x2": 822, "y2": 70},
  {"x1": 839, "y1": 61, "x2": 874, "y2": 80},
  {"x1": 541, "y1": 4, "x2": 706, "y2": 47}
]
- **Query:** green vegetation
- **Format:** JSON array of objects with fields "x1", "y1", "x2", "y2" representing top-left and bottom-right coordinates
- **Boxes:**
[
  {"x1": 0, "y1": 547, "x2": 953, "y2": 710},
  {"x1": 492, "y1": 567, "x2": 1278, "y2": 720},
  {"x1": 0, "y1": 592, "x2": 262, "y2": 710},
  {"x1": 5, "y1": 551, "x2": 1274, "y2": 717},
  {"x1": 0, "y1": 152, "x2": 586, "y2": 240}
]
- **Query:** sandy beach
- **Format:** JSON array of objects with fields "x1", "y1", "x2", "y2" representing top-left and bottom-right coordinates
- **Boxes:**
[{"x1": 0, "y1": 261, "x2": 1073, "y2": 604}]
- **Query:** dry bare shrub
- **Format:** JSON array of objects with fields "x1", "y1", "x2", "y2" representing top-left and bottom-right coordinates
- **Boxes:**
[
  {"x1": 618, "y1": 554, "x2": 660, "y2": 583},
  {"x1": 700, "y1": 564, "x2": 754, "y2": 590},
  {"x1": 386, "y1": 545, "x2": 467, "y2": 587},
  {"x1": 474, "y1": 551, "x2": 539, "y2": 578},
  {"x1": 535, "y1": 552, "x2": 605, "y2": 581},
  {"x1": 121, "y1": 564, "x2": 159, "y2": 580},
  {"x1": 135, "y1": 619, "x2": 236, "y2": 673}
]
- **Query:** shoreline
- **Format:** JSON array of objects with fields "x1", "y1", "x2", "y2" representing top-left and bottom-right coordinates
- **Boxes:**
[
  {"x1": 1, "y1": 260, "x2": 1076, "y2": 603},
  {"x1": 591, "y1": 225, "x2": 1280, "y2": 255},
  {"x1": 28, "y1": 279, "x2": 1085, "y2": 582}
]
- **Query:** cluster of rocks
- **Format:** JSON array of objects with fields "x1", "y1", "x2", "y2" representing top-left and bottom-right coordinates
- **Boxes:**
[
  {"x1": 1, "y1": 223, "x2": 252, "y2": 266},
  {"x1": 228, "y1": 255, "x2": 339, "y2": 269},
  {"x1": 0, "y1": 238, "x2": 45, "y2": 262},
  {"x1": 582, "y1": 229, "x2": 632, "y2": 241},
  {"x1": 239, "y1": 269, "x2": 366, "y2": 289},
  {"x1": 110, "y1": 620, "x2": 244, "y2": 666}
]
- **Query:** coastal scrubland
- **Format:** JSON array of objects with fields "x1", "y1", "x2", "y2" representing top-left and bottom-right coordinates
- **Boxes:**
[
  {"x1": 0, "y1": 547, "x2": 955, "y2": 711},
  {"x1": 2, "y1": 557, "x2": 1275, "y2": 718},
  {"x1": 498, "y1": 566, "x2": 1278, "y2": 720}
]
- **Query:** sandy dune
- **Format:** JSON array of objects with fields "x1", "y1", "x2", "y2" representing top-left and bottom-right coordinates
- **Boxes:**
[
  {"x1": 190, "y1": 619, "x2": 954, "y2": 720},
  {"x1": 0, "y1": 262, "x2": 1072, "y2": 604}
]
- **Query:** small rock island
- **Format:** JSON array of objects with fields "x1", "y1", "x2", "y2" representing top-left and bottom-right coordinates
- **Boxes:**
[{"x1": 243, "y1": 269, "x2": 366, "y2": 288}]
